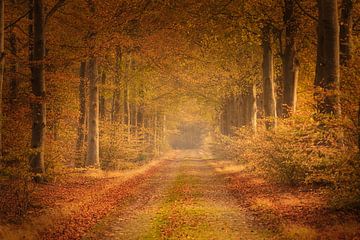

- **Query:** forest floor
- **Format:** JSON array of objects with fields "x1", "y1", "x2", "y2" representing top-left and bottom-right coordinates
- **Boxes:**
[{"x1": 0, "y1": 150, "x2": 359, "y2": 240}]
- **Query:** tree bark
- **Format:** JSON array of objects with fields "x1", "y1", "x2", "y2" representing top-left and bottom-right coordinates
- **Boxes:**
[
  {"x1": 340, "y1": 0, "x2": 353, "y2": 66},
  {"x1": 246, "y1": 84, "x2": 257, "y2": 133},
  {"x1": 9, "y1": 30, "x2": 18, "y2": 105},
  {"x1": 30, "y1": 0, "x2": 46, "y2": 174},
  {"x1": 153, "y1": 112, "x2": 158, "y2": 155},
  {"x1": 0, "y1": 0, "x2": 4, "y2": 156},
  {"x1": 99, "y1": 70, "x2": 106, "y2": 120},
  {"x1": 76, "y1": 61, "x2": 86, "y2": 165},
  {"x1": 282, "y1": 0, "x2": 299, "y2": 117},
  {"x1": 111, "y1": 47, "x2": 121, "y2": 122},
  {"x1": 85, "y1": 0, "x2": 99, "y2": 167},
  {"x1": 262, "y1": 25, "x2": 277, "y2": 129},
  {"x1": 125, "y1": 81, "x2": 131, "y2": 141},
  {"x1": 124, "y1": 57, "x2": 131, "y2": 141},
  {"x1": 86, "y1": 57, "x2": 99, "y2": 167},
  {"x1": 315, "y1": 0, "x2": 340, "y2": 116},
  {"x1": 134, "y1": 104, "x2": 138, "y2": 138}
]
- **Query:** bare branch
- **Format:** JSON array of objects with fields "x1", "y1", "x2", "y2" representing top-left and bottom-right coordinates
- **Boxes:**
[
  {"x1": 5, "y1": 10, "x2": 31, "y2": 30},
  {"x1": 45, "y1": 0, "x2": 66, "y2": 24},
  {"x1": 294, "y1": 0, "x2": 318, "y2": 22}
]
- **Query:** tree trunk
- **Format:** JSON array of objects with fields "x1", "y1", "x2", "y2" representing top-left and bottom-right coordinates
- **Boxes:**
[
  {"x1": 76, "y1": 61, "x2": 86, "y2": 165},
  {"x1": 99, "y1": 70, "x2": 106, "y2": 120},
  {"x1": 282, "y1": 0, "x2": 299, "y2": 117},
  {"x1": 0, "y1": 0, "x2": 4, "y2": 156},
  {"x1": 246, "y1": 84, "x2": 257, "y2": 133},
  {"x1": 124, "y1": 57, "x2": 131, "y2": 141},
  {"x1": 30, "y1": 0, "x2": 46, "y2": 174},
  {"x1": 238, "y1": 94, "x2": 246, "y2": 127},
  {"x1": 358, "y1": 101, "x2": 360, "y2": 150},
  {"x1": 126, "y1": 81, "x2": 131, "y2": 141},
  {"x1": 229, "y1": 95, "x2": 236, "y2": 135},
  {"x1": 340, "y1": 0, "x2": 353, "y2": 66},
  {"x1": 315, "y1": 0, "x2": 340, "y2": 116},
  {"x1": 153, "y1": 112, "x2": 158, "y2": 155},
  {"x1": 262, "y1": 25, "x2": 277, "y2": 129},
  {"x1": 224, "y1": 98, "x2": 231, "y2": 135},
  {"x1": 9, "y1": 30, "x2": 18, "y2": 105},
  {"x1": 162, "y1": 114, "x2": 166, "y2": 148},
  {"x1": 134, "y1": 104, "x2": 138, "y2": 138},
  {"x1": 111, "y1": 47, "x2": 121, "y2": 122},
  {"x1": 86, "y1": 57, "x2": 99, "y2": 167}
]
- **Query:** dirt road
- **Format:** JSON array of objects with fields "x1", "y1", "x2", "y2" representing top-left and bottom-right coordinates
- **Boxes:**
[{"x1": 84, "y1": 150, "x2": 272, "y2": 239}]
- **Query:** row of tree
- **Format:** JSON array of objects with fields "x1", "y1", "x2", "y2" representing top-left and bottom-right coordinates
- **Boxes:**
[
  {"x1": 0, "y1": 0, "x2": 358, "y2": 179},
  {"x1": 0, "y1": 0, "x2": 178, "y2": 176},
  {"x1": 217, "y1": 0, "x2": 358, "y2": 138}
]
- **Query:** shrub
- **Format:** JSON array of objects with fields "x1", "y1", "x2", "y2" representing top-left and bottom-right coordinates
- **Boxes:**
[{"x1": 212, "y1": 115, "x2": 360, "y2": 208}]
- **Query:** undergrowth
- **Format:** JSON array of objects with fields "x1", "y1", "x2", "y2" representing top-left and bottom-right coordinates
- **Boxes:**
[{"x1": 212, "y1": 115, "x2": 360, "y2": 210}]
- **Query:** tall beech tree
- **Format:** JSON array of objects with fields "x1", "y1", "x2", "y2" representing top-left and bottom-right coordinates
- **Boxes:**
[
  {"x1": 9, "y1": 29, "x2": 18, "y2": 105},
  {"x1": 86, "y1": 0, "x2": 100, "y2": 167},
  {"x1": 86, "y1": 57, "x2": 99, "y2": 166},
  {"x1": 76, "y1": 61, "x2": 87, "y2": 165},
  {"x1": 340, "y1": 0, "x2": 354, "y2": 66},
  {"x1": 29, "y1": 0, "x2": 46, "y2": 174},
  {"x1": 262, "y1": 24, "x2": 277, "y2": 129},
  {"x1": 282, "y1": 0, "x2": 299, "y2": 117},
  {"x1": 99, "y1": 71, "x2": 106, "y2": 120},
  {"x1": 0, "y1": 0, "x2": 4, "y2": 156},
  {"x1": 315, "y1": 0, "x2": 340, "y2": 116},
  {"x1": 111, "y1": 47, "x2": 122, "y2": 122}
]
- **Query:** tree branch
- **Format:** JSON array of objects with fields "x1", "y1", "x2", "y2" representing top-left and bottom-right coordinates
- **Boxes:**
[
  {"x1": 45, "y1": 0, "x2": 66, "y2": 24},
  {"x1": 5, "y1": 10, "x2": 31, "y2": 30},
  {"x1": 294, "y1": 0, "x2": 318, "y2": 22}
]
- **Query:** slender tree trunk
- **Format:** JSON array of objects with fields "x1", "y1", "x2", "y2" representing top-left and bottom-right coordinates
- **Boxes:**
[
  {"x1": 9, "y1": 30, "x2": 18, "y2": 105},
  {"x1": 30, "y1": 0, "x2": 46, "y2": 173},
  {"x1": 126, "y1": 82, "x2": 131, "y2": 141},
  {"x1": 229, "y1": 95, "x2": 236, "y2": 135},
  {"x1": 125, "y1": 56, "x2": 132, "y2": 140},
  {"x1": 153, "y1": 112, "x2": 157, "y2": 155},
  {"x1": 262, "y1": 25, "x2": 277, "y2": 129},
  {"x1": 315, "y1": 0, "x2": 340, "y2": 116},
  {"x1": 99, "y1": 70, "x2": 106, "y2": 120},
  {"x1": 86, "y1": 58, "x2": 99, "y2": 166},
  {"x1": 123, "y1": 84, "x2": 127, "y2": 125},
  {"x1": 282, "y1": 0, "x2": 299, "y2": 117},
  {"x1": 246, "y1": 84, "x2": 257, "y2": 133},
  {"x1": 85, "y1": 0, "x2": 99, "y2": 167},
  {"x1": 0, "y1": 0, "x2": 4, "y2": 156},
  {"x1": 340, "y1": 0, "x2": 353, "y2": 66},
  {"x1": 358, "y1": 101, "x2": 360, "y2": 150},
  {"x1": 76, "y1": 61, "x2": 86, "y2": 165},
  {"x1": 134, "y1": 104, "x2": 138, "y2": 138},
  {"x1": 224, "y1": 98, "x2": 231, "y2": 135},
  {"x1": 162, "y1": 114, "x2": 166, "y2": 148},
  {"x1": 111, "y1": 47, "x2": 121, "y2": 122}
]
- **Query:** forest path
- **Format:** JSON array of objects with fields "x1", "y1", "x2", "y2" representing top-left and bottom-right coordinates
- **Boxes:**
[{"x1": 84, "y1": 150, "x2": 272, "y2": 240}]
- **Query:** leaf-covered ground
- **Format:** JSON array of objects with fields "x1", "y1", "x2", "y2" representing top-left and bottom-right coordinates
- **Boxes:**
[
  {"x1": 84, "y1": 150, "x2": 271, "y2": 239},
  {"x1": 1, "y1": 150, "x2": 359, "y2": 239}
]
